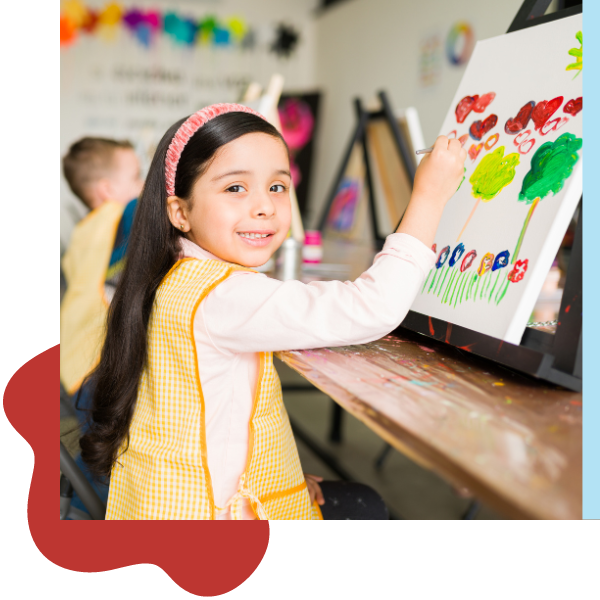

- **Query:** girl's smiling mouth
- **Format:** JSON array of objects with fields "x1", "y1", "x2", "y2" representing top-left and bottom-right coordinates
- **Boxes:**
[{"x1": 237, "y1": 230, "x2": 276, "y2": 247}]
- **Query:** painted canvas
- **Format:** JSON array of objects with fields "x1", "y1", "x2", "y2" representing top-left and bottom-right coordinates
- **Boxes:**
[{"x1": 410, "y1": 14, "x2": 582, "y2": 344}]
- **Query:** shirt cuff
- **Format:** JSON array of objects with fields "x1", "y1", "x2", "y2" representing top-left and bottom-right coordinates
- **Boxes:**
[{"x1": 377, "y1": 232, "x2": 436, "y2": 275}]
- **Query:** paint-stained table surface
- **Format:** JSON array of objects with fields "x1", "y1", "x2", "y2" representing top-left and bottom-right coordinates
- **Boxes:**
[{"x1": 275, "y1": 239, "x2": 582, "y2": 520}]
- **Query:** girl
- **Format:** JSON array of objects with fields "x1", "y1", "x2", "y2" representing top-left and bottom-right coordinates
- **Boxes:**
[{"x1": 80, "y1": 103, "x2": 466, "y2": 520}]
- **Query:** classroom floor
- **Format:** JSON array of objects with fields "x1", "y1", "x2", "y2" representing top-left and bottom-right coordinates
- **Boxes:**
[{"x1": 276, "y1": 358, "x2": 505, "y2": 520}]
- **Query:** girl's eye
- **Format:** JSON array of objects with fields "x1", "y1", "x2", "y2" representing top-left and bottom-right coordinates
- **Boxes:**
[
  {"x1": 270, "y1": 184, "x2": 286, "y2": 193},
  {"x1": 226, "y1": 185, "x2": 246, "y2": 193}
]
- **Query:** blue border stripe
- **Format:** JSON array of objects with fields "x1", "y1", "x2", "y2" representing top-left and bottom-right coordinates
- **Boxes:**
[{"x1": 583, "y1": 4, "x2": 598, "y2": 519}]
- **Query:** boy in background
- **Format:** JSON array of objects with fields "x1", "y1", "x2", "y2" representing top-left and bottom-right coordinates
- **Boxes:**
[
  {"x1": 60, "y1": 137, "x2": 143, "y2": 397},
  {"x1": 60, "y1": 138, "x2": 143, "y2": 519}
]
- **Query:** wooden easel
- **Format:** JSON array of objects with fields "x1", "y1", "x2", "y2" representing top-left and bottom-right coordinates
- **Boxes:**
[
  {"x1": 316, "y1": 91, "x2": 417, "y2": 248},
  {"x1": 398, "y1": 0, "x2": 583, "y2": 391}
]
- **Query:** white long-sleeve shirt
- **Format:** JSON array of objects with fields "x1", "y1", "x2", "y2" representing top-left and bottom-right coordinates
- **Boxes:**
[{"x1": 180, "y1": 233, "x2": 435, "y2": 518}]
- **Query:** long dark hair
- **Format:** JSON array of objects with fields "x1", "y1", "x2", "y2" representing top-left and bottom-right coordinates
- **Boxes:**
[{"x1": 79, "y1": 111, "x2": 286, "y2": 480}]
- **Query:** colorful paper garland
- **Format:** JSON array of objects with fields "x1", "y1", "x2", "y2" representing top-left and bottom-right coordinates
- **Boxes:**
[{"x1": 60, "y1": 1, "x2": 254, "y2": 49}]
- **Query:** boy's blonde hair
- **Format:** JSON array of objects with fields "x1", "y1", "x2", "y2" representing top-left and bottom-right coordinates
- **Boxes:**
[{"x1": 62, "y1": 137, "x2": 134, "y2": 208}]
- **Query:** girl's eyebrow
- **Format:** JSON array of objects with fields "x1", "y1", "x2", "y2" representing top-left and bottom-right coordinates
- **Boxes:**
[
  {"x1": 211, "y1": 169, "x2": 251, "y2": 181},
  {"x1": 211, "y1": 169, "x2": 291, "y2": 181}
]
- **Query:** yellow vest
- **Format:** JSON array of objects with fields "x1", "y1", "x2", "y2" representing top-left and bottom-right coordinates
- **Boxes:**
[
  {"x1": 106, "y1": 258, "x2": 323, "y2": 520},
  {"x1": 60, "y1": 202, "x2": 125, "y2": 394}
]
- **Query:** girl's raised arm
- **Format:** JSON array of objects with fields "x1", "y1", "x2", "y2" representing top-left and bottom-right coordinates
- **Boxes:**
[{"x1": 200, "y1": 232, "x2": 434, "y2": 354}]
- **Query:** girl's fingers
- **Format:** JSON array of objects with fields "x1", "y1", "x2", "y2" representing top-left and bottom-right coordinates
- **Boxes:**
[
  {"x1": 305, "y1": 475, "x2": 326, "y2": 505},
  {"x1": 433, "y1": 135, "x2": 449, "y2": 151},
  {"x1": 448, "y1": 138, "x2": 462, "y2": 153},
  {"x1": 315, "y1": 484, "x2": 325, "y2": 505}
]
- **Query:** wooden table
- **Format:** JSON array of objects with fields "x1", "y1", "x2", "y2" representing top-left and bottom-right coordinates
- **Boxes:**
[{"x1": 276, "y1": 239, "x2": 582, "y2": 520}]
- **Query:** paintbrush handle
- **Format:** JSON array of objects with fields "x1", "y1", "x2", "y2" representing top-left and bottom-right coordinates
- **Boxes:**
[{"x1": 415, "y1": 147, "x2": 434, "y2": 155}]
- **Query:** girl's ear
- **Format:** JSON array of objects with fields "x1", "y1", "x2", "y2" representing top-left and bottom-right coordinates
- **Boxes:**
[{"x1": 166, "y1": 196, "x2": 190, "y2": 233}]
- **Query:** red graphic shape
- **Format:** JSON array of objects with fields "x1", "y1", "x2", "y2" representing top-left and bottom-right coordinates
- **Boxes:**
[
  {"x1": 458, "y1": 133, "x2": 469, "y2": 146},
  {"x1": 460, "y1": 249, "x2": 477, "y2": 272},
  {"x1": 540, "y1": 116, "x2": 569, "y2": 136},
  {"x1": 531, "y1": 96, "x2": 564, "y2": 131},
  {"x1": 469, "y1": 115, "x2": 498, "y2": 141},
  {"x1": 563, "y1": 97, "x2": 582, "y2": 116},
  {"x1": 468, "y1": 143, "x2": 483, "y2": 161},
  {"x1": 3, "y1": 346, "x2": 270, "y2": 596},
  {"x1": 508, "y1": 259, "x2": 528, "y2": 283},
  {"x1": 504, "y1": 101, "x2": 535, "y2": 134},
  {"x1": 514, "y1": 130, "x2": 531, "y2": 146},
  {"x1": 518, "y1": 138, "x2": 535, "y2": 154},
  {"x1": 471, "y1": 92, "x2": 496, "y2": 113},
  {"x1": 455, "y1": 95, "x2": 478, "y2": 123}
]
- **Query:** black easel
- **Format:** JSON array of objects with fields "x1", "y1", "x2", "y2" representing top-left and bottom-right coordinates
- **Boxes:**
[
  {"x1": 397, "y1": 0, "x2": 583, "y2": 391},
  {"x1": 317, "y1": 91, "x2": 416, "y2": 248}
]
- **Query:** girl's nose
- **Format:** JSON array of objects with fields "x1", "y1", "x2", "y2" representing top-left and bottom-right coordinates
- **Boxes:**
[{"x1": 251, "y1": 190, "x2": 276, "y2": 218}]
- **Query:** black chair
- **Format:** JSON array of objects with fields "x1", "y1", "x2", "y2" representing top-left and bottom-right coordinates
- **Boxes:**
[
  {"x1": 60, "y1": 380, "x2": 106, "y2": 520},
  {"x1": 60, "y1": 442, "x2": 106, "y2": 520}
]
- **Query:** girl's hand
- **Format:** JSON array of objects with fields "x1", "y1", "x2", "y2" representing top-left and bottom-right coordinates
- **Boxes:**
[
  {"x1": 412, "y1": 135, "x2": 467, "y2": 209},
  {"x1": 397, "y1": 135, "x2": 467, "y2": 248},
  {"x1": 305, "y1": 473, "x2": 325, "y2": 505}
]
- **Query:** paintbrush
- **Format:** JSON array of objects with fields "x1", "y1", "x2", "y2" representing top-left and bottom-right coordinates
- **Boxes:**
[{"x1": 416, "y1": 138, "x2": 467, "y2": 155}]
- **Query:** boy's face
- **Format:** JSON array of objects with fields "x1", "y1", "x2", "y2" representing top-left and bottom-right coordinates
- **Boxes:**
[
  {"x1": 169, "y1": 132, "x2": 292, "y2": 268},
  {"x1": 108, "y1": 148, "x2": 144, "y2": 205}
]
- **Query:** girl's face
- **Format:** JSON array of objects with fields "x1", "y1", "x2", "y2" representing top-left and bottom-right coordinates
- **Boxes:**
[{"x1": 168, "y1": 132, "x2": 292, "y2": 267}]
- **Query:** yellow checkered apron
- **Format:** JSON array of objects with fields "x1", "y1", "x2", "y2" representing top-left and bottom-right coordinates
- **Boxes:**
[{"x1": 106, "y1": 258, "x2": 323, "y2": 520}]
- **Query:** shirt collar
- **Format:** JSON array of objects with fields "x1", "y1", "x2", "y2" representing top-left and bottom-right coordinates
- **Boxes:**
[{"x1": 179, "y1": 237, "x2": 224, "y2": 262}]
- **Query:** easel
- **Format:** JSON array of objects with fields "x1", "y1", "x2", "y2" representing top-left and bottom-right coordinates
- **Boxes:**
[
  {"x1": 316, "y1": 90, "x2": 417, "y2": 248},
  {"x1": 398, "y1": 0, "x2": 583, "y2": 391}
]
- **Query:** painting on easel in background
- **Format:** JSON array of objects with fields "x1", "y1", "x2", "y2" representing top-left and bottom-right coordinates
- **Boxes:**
[
  {"x1": 411, "y1": 14, "x2": 582, "y2": 345},
  {"x1": 323, "y1": 142, "x2": 370, "y2": 241},
  {"x1": 320, "y1": 94, "x2": 424, "y2": 244},
  {"x1": 278, "y1": 92, "x2": 321, "y2": 216}
]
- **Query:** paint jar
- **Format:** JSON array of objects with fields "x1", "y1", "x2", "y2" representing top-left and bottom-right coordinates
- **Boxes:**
[
  {"x1": 278, "y1": 237, "x2": 302, "y2": 281},
  {"x1": 302, "y1": 230, "x2": 323, "y2": 264}
]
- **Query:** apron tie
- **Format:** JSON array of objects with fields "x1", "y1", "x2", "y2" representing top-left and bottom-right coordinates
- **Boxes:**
[{"x1": 224, "y1": 475, "x2": 268, "y2": 520}]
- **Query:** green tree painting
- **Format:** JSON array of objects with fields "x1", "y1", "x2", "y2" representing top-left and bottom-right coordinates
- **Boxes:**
[
  {"x1": 456, "y1": 146, "x2": 520, "y2": 242},
  {"x1": 513, "y1": 132, "x2": 582, "y2": 263}
]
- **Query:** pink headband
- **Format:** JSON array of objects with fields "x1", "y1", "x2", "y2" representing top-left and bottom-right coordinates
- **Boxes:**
[{"x1": 165, "y1": 103, "x2": 266, "y2": 196}]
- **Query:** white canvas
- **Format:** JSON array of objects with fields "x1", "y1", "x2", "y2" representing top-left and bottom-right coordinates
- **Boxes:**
[{"x1": 410, "y1": 14, "x2": 583, "y2": 344}]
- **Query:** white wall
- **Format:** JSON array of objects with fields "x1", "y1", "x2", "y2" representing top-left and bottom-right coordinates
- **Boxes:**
[
  {"x1": 60, "y1": 0, "x2": 318, "y2": 250},
  {"x1": 308, "y1": 0, "x2": 525, "y2": 226},
  {"x1": 61, "y1": 0, "x2": 535, "y2": 242}
]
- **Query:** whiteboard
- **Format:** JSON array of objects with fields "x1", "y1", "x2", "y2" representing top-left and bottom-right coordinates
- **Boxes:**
[{"x1": 410, "y1": 14, "x2": 583, "y2": 344}]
